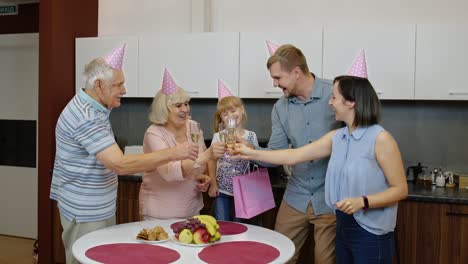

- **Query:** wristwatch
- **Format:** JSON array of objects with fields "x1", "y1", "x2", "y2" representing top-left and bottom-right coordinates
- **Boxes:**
[{"x1": 362, "y1": 195, "x2": 369, "y2": 211}]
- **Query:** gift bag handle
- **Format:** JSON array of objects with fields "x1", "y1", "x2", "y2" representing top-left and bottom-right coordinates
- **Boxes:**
[{"x1": 242, "y1": 163, "x2": 259, "y2": 175}]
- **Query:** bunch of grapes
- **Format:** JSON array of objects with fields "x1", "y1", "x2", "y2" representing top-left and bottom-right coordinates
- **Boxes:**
[{"x1": 171, "y1": 218, "x2": 206, "y2": 234}]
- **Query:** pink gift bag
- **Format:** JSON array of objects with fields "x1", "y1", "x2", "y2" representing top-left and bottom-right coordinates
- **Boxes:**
[{"x1": 233, "y1": 166, "x2": 276, "y2": 219}]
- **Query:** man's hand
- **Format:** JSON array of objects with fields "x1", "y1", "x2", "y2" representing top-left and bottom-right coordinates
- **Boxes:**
[
  {"x1": 171, "y1": 142, "x2": 199, "y2": 161},
  {"x1": 209, "y1": 142, "x2": 226, "y2": 159},
  {"x1": 195, "y1": 174, "x2": 210, "y2": 192},
  {"x1": 236, "y1": 136, "x2": 255, "y2": 149},
  {"x1": 233, "y1": 143, "x2": 256, "y2": 159}
]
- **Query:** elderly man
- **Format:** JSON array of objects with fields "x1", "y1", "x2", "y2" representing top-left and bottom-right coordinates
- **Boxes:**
[
  {"x1": 262, "y1": 44, "x2": 339, "y2": 264},
  {"x1": 50, "y1": 44, "x2": 199, "y2": 264}
]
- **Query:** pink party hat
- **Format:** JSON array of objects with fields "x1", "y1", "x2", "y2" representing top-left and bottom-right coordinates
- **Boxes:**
[
  {"x1": 161, "y1": 68, "x2": 179, "y2": 95},
  {"x1": 104, "y1": 43, "x2": 126, "y2": 70},
  {"x1": 217, "y1": 79, "x2": 234, "y2": 100},
  {"x1": 266, "y1": 40, "x2": 280, "y2": 56},
  {"x1": 347, "y1": 49, "x2": 368, "y2": 78}
]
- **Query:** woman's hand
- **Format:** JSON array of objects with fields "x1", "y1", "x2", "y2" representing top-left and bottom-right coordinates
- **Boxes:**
[
  {"x1": 208, "y1": 182, "x2": 219, "y2": 197},
  {"x1": 335, "y1": 197, "x2": 365, "y2": 214},
  {"x1": 195, "y1": 174, "x2": 210, "y2": 192},
  {"x1": 233, "y1": 143, "x2": 256, "y2": 159}
]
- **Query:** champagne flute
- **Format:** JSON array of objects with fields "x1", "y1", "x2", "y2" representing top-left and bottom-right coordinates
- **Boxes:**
[
  {"x1": 225, "y1": 117, "x2": 237, "y2": 155},
  {"x1": 190, "y1": 122, "x2": 201, "y2": 144},
  {"x1": 189, "y1": 121, "x2": 201, "y2": 168},
  {"x1": 218, "y1": 123, "x2": 228, "y2": 145},
  {"x1": 225, "y1": 117, "x2": 240, "y2": 175}
]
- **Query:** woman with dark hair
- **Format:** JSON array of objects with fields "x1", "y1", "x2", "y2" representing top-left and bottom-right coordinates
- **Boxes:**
[{"x1": 235, "y1": 75, "x2": 407, "y2": 264}]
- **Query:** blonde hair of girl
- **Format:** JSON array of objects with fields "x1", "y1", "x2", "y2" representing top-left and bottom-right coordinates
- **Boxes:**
[{"x1": 213, "y1": 96, "x2": 247, "y2": 133}]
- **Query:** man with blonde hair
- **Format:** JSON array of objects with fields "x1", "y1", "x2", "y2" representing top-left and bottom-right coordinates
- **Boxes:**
[
  {"x1": 263, "y1": 44, "x2": 338, "y2": 263},
  {"x1": 50, "y1": 45, "x2": 199, "y2": 264}
]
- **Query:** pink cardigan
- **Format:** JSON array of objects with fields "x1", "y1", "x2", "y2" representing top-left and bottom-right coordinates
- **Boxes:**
[{"x1": 139, "y1": 120, "x2": 206, "y2": 219}]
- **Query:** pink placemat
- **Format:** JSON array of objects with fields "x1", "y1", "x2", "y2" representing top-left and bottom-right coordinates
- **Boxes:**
[
  {"x1": 217, "y1": 221, "x2": 248, "y2": 235},
  {"x1": 85, "y1": 243, "x2": 180, "y2": 264},
  {"x1": 170, "y1": 221, "x2": 248, "y2": 236},
  {"x1": 198, "y1": 241, "x2": 280, "y2": 264}
]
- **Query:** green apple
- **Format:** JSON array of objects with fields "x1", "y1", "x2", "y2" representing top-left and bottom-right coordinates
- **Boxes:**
[{"x1": 178, "y1": 229, "x2": 193, "y2": 244}]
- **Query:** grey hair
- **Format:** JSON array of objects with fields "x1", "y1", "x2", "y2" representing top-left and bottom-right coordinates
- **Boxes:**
[{"x1": 83, "y1": 57, "x2": 115, "y2": 90}]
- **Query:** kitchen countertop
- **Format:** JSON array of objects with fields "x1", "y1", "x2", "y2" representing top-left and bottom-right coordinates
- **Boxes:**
[{"x1": 119, "y1": 175, "x2": 468, "y2": 205}]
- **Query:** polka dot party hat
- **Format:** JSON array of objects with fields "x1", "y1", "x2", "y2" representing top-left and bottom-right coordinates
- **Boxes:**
[
  {"x1": 217, "y1": 79, "x2": 234, "y2": 100},
  {"x1": 266, "y1": 40, "x2": 280, "y2": 56},
  {"x1": 104, "y1": 43, "x2": 126, "y2": 71},
  {"x1": 347, "y1": 49, "x2": 368, "y2": 78},
  {"x1": 161, "y1": 68, "x2": 179, "y2": 95}
]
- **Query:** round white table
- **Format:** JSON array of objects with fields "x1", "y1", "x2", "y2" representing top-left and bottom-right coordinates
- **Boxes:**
[{"x1": 72, "y1": 219, "x2": 295, "y2": 264}]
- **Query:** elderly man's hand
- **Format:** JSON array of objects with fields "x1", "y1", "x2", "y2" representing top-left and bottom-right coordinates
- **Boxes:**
[
  {"x1": 172, "y1": 142, "x2": 199, "y2": 161},
  {"x1": 209, "y1": 142, "x2": 226, "y2": 159}
]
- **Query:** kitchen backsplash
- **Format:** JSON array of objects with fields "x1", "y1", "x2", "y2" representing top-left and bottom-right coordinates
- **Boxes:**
[{"x1": 110, "y1": 98, "x2": 468, "y2": 172}]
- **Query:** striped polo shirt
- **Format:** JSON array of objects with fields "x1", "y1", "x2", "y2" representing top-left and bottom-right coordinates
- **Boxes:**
[{"x1": 50, "y1": 89, "x2": 117, "y2": 222}]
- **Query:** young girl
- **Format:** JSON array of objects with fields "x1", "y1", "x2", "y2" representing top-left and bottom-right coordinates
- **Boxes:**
[{"x1": 208, "y1": 96, "x2": 259, "y2": 222}]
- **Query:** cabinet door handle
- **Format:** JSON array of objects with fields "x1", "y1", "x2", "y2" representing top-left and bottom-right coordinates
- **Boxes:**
[
  {"x1": 446, "y1": 212, "x2": 468, "y2": 217},
  {"x1": 448, "y1": 92, "x2": 468, "y2": 95},
  {"x1": 185, "y1": 91, "x2": 199, "y2": 95},
  {"x1": 375, "y1": 91, "x2": 383, "y2": 95},
  {"x1": 265, "y1": 91, "x2": 282, "y2": 94}
]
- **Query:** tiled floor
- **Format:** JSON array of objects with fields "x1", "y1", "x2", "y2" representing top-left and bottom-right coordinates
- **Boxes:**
[{"x1": 0, "y1": 235, "x2": 35, "y2": 264}]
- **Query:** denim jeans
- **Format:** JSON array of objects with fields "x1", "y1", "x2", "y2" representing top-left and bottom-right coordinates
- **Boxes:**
[
  {"x1": 213, "y1": 193, "x2": 244, "y2": 222},
  {"x1": 335, "y1": 210, "x2": 394, "y2": 264},
  {"x1": 213, "y1": 193, "x2": 262, "y2": 225}
]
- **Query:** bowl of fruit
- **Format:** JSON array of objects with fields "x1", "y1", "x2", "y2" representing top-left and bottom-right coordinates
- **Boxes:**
[{"x1": 171, "y1": 215, "x2": 221, "y2": 247}]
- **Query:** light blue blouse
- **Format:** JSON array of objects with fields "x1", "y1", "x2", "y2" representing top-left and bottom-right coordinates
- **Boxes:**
[{"x1": 325, "y1": 124, "x2": 397, "y2": 235}]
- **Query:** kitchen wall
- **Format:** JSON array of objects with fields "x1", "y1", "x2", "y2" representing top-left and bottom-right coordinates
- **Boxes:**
[
  {"x1": 110, "y1": 98, "x2": 468, "y2": 173},
  {"x1": 101, "y1": 0, "x2": 468, "y2": 173}
]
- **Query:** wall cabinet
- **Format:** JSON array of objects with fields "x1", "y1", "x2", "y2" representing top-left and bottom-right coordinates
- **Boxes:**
[
  {"x1": 75, "y1": 36, "x2": 139, "y2": 97},
  {"x1": 75, "y1": 25, "x2": 468, "y2": 100},
  {"x1": 415, "y1": 24, "x2": 468, "y2": 100},
  {"x1": 239, "y1": 30, "x2": 323, "y2": 98},
  {"x1": 138, "y1": 33, "x2": 239, "y2": 98},
  {"x1": 323, "y1": 25, "x2": 416, "y2": 100}
]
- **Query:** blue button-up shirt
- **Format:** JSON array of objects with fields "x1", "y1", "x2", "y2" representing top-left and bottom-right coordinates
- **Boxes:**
[{"x1": 259, "y1": 76, "x2": 339, "y2": 215}]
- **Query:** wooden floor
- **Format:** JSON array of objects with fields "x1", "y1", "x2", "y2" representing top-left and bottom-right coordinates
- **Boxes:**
[{"x1": 0, "y1": 235, "x2": 35, "y2": 264}]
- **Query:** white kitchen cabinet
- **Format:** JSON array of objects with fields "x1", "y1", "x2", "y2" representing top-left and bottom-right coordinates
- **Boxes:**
[
  {"x1": 323, "y1": 25, "x2": 416, "y2": 100},
  {"x1": 415, "y1": 24, "x2": 468, "y2": 100},
  {"x1": 239, "y1": 30, "x2": 323, "y2": 98},
  {"x1": 138, "y1": 33, "x2": 239, "y2": 98},
  {"x1": 75, "y1": 36, "x2": 139, "y2": 97}
]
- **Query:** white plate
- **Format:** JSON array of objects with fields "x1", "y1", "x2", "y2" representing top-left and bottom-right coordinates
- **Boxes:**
[
  {"x1": 170, "y1": 236, "x2": 221, "y2": 247},
  {"x1": 135, "y1": 237, "x2": 170, "y2": 244}
]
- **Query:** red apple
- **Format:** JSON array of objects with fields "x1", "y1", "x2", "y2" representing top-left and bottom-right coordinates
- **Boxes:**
[{"x1": 193, "y1": 228, "x2": 210, "y2": 244}]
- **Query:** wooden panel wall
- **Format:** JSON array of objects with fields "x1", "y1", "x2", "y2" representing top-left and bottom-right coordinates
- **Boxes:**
[{"x1": 38, "y1": 1, "x2": 98, "y2": 263}]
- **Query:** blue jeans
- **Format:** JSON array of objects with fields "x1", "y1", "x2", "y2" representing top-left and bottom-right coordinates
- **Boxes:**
[
  {"x1": 213, "y1": 193, "x2": 244, "y2": 222},
  {"x1": 213, "y1": 193, "x2": 263, "y2": 226},
  {"x1": 335, "y1": 210, "x2": 394, "y2": 264}
]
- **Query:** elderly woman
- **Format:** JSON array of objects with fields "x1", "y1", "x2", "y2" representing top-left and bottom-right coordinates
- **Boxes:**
[
  {"x1": 236, "y1": 75, "x2": 407, "y2": 264},
  {"x1": 139, "y1": 86, "x2": 224, "y2": 220}
]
